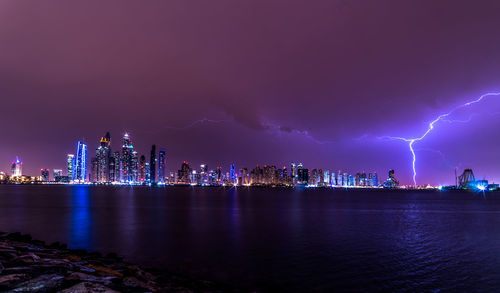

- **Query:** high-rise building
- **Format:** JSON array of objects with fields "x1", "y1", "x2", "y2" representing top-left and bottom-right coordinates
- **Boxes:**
[
  {"x1": 74, "y1": 141, "x2": 87, "y2": 182},
  {"x1": 11, "y1": 157, "x2": 22, "y2": 177},
  {"x1": 139, "y1": 155, "x2": 146, "y2": 183},
  {"x1": 90, "y1": 157, "x2": 98, "y2": 182},
  {"x1": 121, "y1": 133, "x2": 133, "y2": 182},
  {"x1": 53, "y1": 169, "x2": 62, "y2": 178},
  {"x1": 158, "y1": 149, "x2": 166, "y2": 183},
  {"x1": 297, "y1": 168, "x2": 309, "y2": 185},
  {"x1": 199, "y1": 164, "x2": 208, "y2": 185},
  {"x1": 96, "y1": 132, "x2": 111, "y2": 183},
  {"x1": 291, "y1": 162, "x2": 297, "y2": 184},
  {"x1": 67, "y1": 154, "x2": 75, "y2": 179},
  {"x1": 41, "y1": 169, "x2": 49, "y2": 181},
  {"x1": 112, "y1": 151, "x2": 121, "y2": 182},
  {"x1": 230, "y1": 163, "x2": 236, "y2": 183},
  {"x1": 131, "y1": 150, "x2": 139, "y2": 183},
  {"x1": 145, "y1": 162, "x2": 151, "y2": 182},
  {"x1": 150, "y1": 145, "x2": 156, "y2": 183},
  {"x1": 178, "y1": 161, "x2": 191, "y2": 183}
]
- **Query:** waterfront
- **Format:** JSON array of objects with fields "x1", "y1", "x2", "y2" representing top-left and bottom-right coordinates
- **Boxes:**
[{"x1": 1, "y1": 185, "x2": 500, "y2": 292}]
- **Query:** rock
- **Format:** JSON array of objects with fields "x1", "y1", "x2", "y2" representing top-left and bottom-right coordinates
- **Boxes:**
[
  {"x1": 7, "y1": 273, "x2": 64, "y2": 292},
  {"x1": 59, "y1": 282, "x2": 120, "y2": 293},
  {"x1": 122, "y1": 276, "x2": 158, "y2": 291},
  {"x1": 65, "y1": 272, "x2": 116, "y2": 286},
  {"x1": 66, "y1": 255, "x2": 82, "y2": 262},
  {"x1": 0, "y1": 274, "x2": 27, "y2": 285},
  {"x1": 85, "y1": 264, "x2": 123, "y2": 278}
]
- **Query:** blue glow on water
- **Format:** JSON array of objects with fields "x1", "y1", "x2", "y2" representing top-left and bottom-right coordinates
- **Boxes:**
[{"x1": 70, "y1": 186, "x2": 92, "y2": 250}]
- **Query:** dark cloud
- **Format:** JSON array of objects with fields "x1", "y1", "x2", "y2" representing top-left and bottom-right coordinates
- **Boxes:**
[{"x1": 1, "y1": 0, "x2": 500, "y2": 184}]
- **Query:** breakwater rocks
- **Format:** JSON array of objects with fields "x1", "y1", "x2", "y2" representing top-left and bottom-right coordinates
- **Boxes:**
[{"x1": 0, "y1": 232, "x2": 239, "y2": 292}]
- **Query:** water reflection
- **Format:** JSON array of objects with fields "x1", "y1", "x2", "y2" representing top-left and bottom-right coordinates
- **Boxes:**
[{"x1": 69, "y1": 186, "x2": 93, "y2": 250}]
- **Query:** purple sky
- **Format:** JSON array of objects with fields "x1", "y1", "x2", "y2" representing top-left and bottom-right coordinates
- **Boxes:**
[{"x1": 2, "y1": 0, "x2": 500, "y2": 185}]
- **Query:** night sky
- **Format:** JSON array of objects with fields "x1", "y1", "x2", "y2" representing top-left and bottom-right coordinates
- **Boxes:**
[{"x1": 2, "y1": 0, "x2": 500, "y2": 185}]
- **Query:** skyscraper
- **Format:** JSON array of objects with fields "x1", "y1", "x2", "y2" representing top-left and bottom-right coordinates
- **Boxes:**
[
  {"x1": 90, "y1": 157, "x2": 98, "y2": 182},
  {"x1": 41, "y1": 169, "x2": 49, "y2": 181},
  {"x1": 291, "y1": 162, "x2": 297, "y2": 184},
  {"x1": 96, "y1": 132, "x2": 111, "y2": 183},
  {"x1": 112, "y1": 151, "x2": 121, "y2": 182},
  {"x1": 150, "y1": 145, "x2": 156, "y2": 183},
  {"x1": 139, "y1": 155, "x2": 146, "y2": 183},
  {"x1": 158, "y1": 149, "x2": 166, "y2": 183},
  {"x1": 178, "y1": 161, "x2": 191, "y2": 183},
  {"x1": 67, "y1": 154, "x2": 74, "y2": 179},
  {"x1": 121, "y1": 133, "x2": 132, "y2": 182},
  {"x1": 74, "y1": 141, "x2": 87, "y2": 182},
  {"x1": 230, "y1": 163, "x2": 236, "y2": 183},
  {"x1": 131, "y1": 150, "x2": 139, "y2": 183},
  {"x1": 53, "y1": 169, "x2": 62, "y2": 178},
  {"x1": 11, "y1": 157, "x2": 22, "y2": 177}
]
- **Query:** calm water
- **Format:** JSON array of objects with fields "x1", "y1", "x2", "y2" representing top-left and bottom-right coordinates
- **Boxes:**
[{"x1": 0, "y1": 185, "x2": 499, "y2": 292}]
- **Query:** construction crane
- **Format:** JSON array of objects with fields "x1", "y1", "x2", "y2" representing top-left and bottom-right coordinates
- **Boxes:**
[{"x1": 458, "y1": 169, "x2": 475, "y2": 189}]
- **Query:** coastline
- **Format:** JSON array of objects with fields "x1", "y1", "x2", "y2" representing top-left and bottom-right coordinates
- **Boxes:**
[{"x1": 0, "y1": 232, "x2": 242, "y2": 292}]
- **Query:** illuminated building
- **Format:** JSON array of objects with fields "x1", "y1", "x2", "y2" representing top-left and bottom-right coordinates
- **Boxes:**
[
  {"x1": 90, "y1": 158, "x2": 98, "y2": 182},
  {"x1": 96, "y1": 132, "x2": 111, "y2": 183},
  {"x1": 145, "y1": 162, "x2": 150, "y2": 182},
  {"x1": 67, "y1": 154, "x2": 75, "y2": 179},
  {"x1": 131, "y1": 150, "x2": 139, "y2": 182},
  {"x1": 150, "y1": 145, "x2": 156, "y2": 183},
  {"x1": 112, "y1": 151, "x2": 121, "y2": 182},
  {"x1": 230, "y1": 163, "x2": 236, "y2": 183},
  {"x1": 290, "y1": 163, "x2": 297, "y2": 184},
  {"x1": 139, "y1": 155, "x2": 146, "y2": 183},
  {"x1": 383, "y1": 170, "x2": 399, "y2": 188},
  {"x1": 169, "y1": 172, "x2": 176, "y2": 184},
  {"x1": 41, "y1": 169, "x2": 49, "y2": 181},
  {"x1": 178, "y1": 161, "x2": 191, "y2": 183},
  {"x1": 53, "y1": 169, "x2": 62, "y2": 178},
  {"x1": 11, "y1": 157, "x2": 22, "y2": 177},
  {"x1": 216, "y1": 166, "x2": 222, "y2": 185},
  {"x1": 282, "y1": 167, "x2": 288, "y2": 184},
  {"x1": 240, "y1": 168, "x2": 249, "y2": 185},
  {"x1": 297, "y1": 168, "x2": 309, "y2": 185},
  {"x1": 74, "y1": 141, "x2": 87, "y2": 182},
  {"x1": 158, "y1": 149, "x2": 166, "y2": 183},
  {"x1": 121, "y1": 133, "x2": 133, "y2": 182},
  {"x1": 200, "y1": 164, "x2": 208, "y2": 185}
]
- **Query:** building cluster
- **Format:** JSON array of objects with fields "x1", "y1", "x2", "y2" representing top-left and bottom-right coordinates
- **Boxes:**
[{"x1": 1, "y1": 131, "x2": 384, "y2": 188}]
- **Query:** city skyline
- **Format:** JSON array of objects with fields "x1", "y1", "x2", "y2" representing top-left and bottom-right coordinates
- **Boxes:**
[{"x1": 1, "y1": 131, "x2": 383, "y2": 187}]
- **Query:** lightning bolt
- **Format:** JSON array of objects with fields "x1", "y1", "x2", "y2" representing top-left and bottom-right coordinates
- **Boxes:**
[
  {"x1": 380, "y1": 92, "x2": 500, "y2": 186},
  {"x1": 163, "y1": 118, "x2": 232, "y2": 130}
]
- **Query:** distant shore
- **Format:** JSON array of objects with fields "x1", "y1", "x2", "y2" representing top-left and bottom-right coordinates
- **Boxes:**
[{"x1": 0, "y1": 232, "x2": 241, "y2": 292}]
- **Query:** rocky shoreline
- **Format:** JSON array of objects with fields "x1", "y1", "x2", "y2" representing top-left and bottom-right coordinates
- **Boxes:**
[{"x1": 0, "y1": 232, "x2": 242, "y2": 292}]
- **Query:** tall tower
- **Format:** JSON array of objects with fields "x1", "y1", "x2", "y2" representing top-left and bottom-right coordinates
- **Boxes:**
[
  {"x1": 96, "y1": 132, "x2": 111, "y2": 183},
  {"x1": 67, "y1": 154, "x2": 75, "y2": 179},
  {"x1": 150, "y1": 145, "x2": 156, "y2": 183},
  {"x1": 158, "y1": 149, "x2": 166, "y2": 183},
  {"x1": 139, "y1": 155, "x2": 146, "y2": 183},
  {"x1": 112, "y1": 151, "x2": 121, "y2": 182},
  {"x1": 131, "y1": 150, "x2": 139, "y2": 183},
  {"x1": 230, "y1": 163, "x2": 236, "y2": 183},
  {"x1": 74, "y1": 141, "x2": 87, "y2": 182},
  {"x1": 11, "y1": 157, "x2": 22, "y2": 177},
  {"x1": 121, "y1": 133, "x2": 133, "y2": 182}
]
